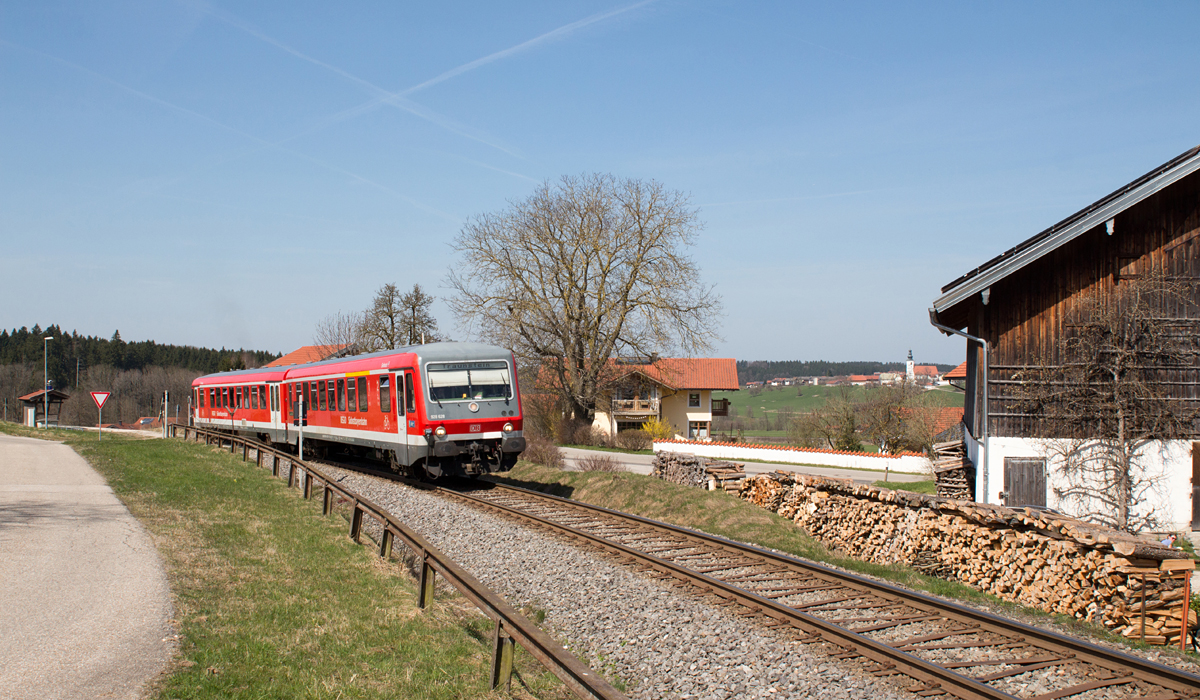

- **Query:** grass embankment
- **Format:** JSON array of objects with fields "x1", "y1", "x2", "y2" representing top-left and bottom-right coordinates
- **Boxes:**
[
  {"x1": 489, "y1": 462, "x2": 1199, "y2": 658},
  {"x1": 0, "y1": 423, "x2": 569, "y2": 700}
]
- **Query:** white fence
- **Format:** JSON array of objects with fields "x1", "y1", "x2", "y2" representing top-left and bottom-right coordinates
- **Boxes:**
[{"x1": 653, "y1": 439, "x2": 932, "y2": 475}]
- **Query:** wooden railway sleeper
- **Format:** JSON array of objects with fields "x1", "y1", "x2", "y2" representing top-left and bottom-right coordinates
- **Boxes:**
[
  {"x1": 893, "y1": 626, "x2": 981, "y2": 648},
  {"x1": 1027, "y1": 674, "x2": 1134, "y2": 700}
]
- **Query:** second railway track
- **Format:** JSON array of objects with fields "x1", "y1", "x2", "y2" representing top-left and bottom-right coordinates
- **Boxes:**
[
  {"x1": 313, "y1": 454, "x2": 1199, "y2": 700},
  {"x1": 437, "y1": 480, "x2": 1199, "y2": 700}
]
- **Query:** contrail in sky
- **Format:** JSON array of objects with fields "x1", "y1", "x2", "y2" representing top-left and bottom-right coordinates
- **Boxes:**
[
  {"x1": 399, "y1": 0, "x2": 655, "y2": 97},
  {"x1": 197, "y1": 0, "x2": 655, "y2": 156}
]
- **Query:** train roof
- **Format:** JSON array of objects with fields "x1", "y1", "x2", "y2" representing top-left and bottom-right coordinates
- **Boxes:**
[
  {"x1": 192, "y1": 342, "x2": 515, "y2": 385},
  {"x1": 193, "y1": 366, "x2": 289, "y2": 386},
  {"x1": 278, "y1": 342, "x2": 515, "y2": 379}
]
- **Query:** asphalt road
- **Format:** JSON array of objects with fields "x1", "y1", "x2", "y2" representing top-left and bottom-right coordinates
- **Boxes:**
[
  {"x1": 559, "y1": 446, "x2": 928, "y2": 484},
  {"x1": 0, "y1": 432, "x2": 174, "y2": 700}
]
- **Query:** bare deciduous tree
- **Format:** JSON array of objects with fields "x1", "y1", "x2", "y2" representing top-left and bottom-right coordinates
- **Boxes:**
[
  {"x1": 1010, "y1": 274, "x2": 1199, "y2": 532},
  {"x1": 788, "y1": 388, "x2": 861, "y2": 451},
  {"x1": 361, "y1": 283, "x2": 403, "y2": 351},
  {"x1": 857, "y1": 383, "x2": 941, "y2": 455},
  {"x1": 447, "y1": 173, "x2": 722, "y2": 422},
  {"x1": 313, "y1": 310, "x2": 365, "y2": 353},
  {"x1": 400, "y1": 283, "x2": 440, "y2": 345},
  {"x1": 321, "y1": 283, "x2": 442, "y2": 354}
]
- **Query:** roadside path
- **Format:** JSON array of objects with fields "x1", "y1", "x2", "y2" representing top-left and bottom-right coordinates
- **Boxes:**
[
  {"x1": 0, "y1": 432, "x2": 174, "y2": 700},
  {"x1": 560, "y1": 446, "x2": 927, "y2": 484}
]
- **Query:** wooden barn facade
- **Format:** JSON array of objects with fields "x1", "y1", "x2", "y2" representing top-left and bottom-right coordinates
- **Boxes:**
[{"x1": 930, "y1": 144, "x2": 1200, "y2": 533}]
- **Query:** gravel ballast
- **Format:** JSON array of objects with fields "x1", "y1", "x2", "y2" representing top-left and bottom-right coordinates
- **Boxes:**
[{"x1": 320, "y1": 467, "x2": 911, "y2": 700}]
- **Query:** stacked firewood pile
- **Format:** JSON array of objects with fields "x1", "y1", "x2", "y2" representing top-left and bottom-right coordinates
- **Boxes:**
[
  {"x1": 1105, "y1": 560, "x2": 1198, "y2": 646},
  {"x1": 651, "y1": 452, "x2": 746, "y2": 492},
  {"x1": 931, "y1": 440, "x2": 974, "y2": 500},
  {"x1": 738, "y1": 472, "x2": 1196, "y2": 641}
]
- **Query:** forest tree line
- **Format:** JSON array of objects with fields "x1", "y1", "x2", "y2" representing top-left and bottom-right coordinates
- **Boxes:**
[{"x1": 0, "y1": 324, "x2": 279, "y2": 426}]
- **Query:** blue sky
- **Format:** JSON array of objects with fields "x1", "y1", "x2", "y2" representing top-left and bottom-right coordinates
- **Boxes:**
[{"x1": 3, "y1": 1, "x2": 1199, "y2": 364}]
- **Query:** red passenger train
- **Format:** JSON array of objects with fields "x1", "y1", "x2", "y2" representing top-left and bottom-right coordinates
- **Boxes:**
[{"x1": 191, "y1": 342, "x2": 525, "y2": 478}]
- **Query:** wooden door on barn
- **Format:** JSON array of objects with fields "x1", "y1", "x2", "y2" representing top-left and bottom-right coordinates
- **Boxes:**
[
  {"x1": 1192, "y1": 443, "x2": 1200, "y2": 530},
  {"x1": 1003, "y1": 457, "x2": 1046, "y2": 508}
]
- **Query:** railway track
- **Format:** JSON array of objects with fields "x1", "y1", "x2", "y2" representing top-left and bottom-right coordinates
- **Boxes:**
[{"x1": 426, "y1": 480, "x2": 1198, "y2": 700}]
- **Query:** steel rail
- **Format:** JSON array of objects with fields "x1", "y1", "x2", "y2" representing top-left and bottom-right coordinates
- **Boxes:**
[
  {"x1": 446, "y1": 481, "x2": 1200, "y2": 700},
  {"x1": 171, "y1": 425, "x2": 626, "y2": 700},
  {"x1": 439, "y1": 485, "x2": 1017, "y2": 700}
]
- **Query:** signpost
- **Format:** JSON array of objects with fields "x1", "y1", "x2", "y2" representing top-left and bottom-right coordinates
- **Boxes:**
[{"x1": 90, "y1": 391, "x2": 110, "y2": 441}]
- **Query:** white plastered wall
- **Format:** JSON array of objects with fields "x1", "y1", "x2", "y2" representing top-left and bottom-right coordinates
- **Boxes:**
[
  {"x1": 591, "y1": 405, "x2": 616, "y2": 436},
  {"x1": 661, "y1": 390, "x2": 711, "y2": 438},
  {"x1": 973, "y1": 436, "x2": 1193, "y2": 533}
]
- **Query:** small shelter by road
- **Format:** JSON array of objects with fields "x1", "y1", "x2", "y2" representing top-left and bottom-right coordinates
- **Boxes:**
[{"x1": 19, "y1": 389, "x2": 70, "y2": 428}]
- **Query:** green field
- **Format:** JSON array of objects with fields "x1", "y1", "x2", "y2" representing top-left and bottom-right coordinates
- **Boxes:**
[{"x1": 715, "y1": 383, "x2": 964, "y2": 416}]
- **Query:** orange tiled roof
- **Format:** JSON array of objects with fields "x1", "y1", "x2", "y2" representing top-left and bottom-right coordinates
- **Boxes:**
[
  {"x1": 944, "y1": 361, "x2": 968, "y2": 379},
  {"x1": 913, "y1": 365, "x2": 940, "y2": 376},
  {"x1": 930, "y1": 406, "x2": 965, "y2": 434},
  {"x1": 265, "y1": 344, "x2": 348, "y2": 367},
  {"x1": 620, "y1": 358, "x2": 740, "y2": 391}
]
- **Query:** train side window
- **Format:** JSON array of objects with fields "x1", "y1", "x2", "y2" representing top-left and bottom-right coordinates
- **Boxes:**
[
  {"x1": 306, "y1": 382, "x2": 315, "y2": 412},
  {"x1": 327, "y1": 380, "x2": 336, "y2": 410},
  {"x1": 405, "y1": 372, "x2": 415, "y2": 414},
  {"x1": 314, "y1": 380, "x2": 323, "y2": 411},
  {"x1": 253, "y1": 386, "x2": 260, "y2": 410},
  {"x1": 379, "y1": 376, "x2": 391, "y2": 414},
  {"x1": 337, "y1": 379, "x2": 346, "y2": 411},
  {"x1": 347, "y1": 379, "x2": 357, "y2": 412},
  {"x1": 357, "y1": 377, "x2": 368, "y2": 412}
]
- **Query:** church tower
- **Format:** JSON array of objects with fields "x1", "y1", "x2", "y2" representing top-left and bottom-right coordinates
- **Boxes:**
[{"x1": 906, "y1": 349, "x2": 915, "y2": 382}]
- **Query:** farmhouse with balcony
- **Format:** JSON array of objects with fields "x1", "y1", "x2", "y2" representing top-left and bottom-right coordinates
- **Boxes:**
[
  {"x1": 591, "y1": 357, "x2": 739, "y2": 440},
  {"x1": 930, "y1": 144, "x2": 1200, "y2": 532}
]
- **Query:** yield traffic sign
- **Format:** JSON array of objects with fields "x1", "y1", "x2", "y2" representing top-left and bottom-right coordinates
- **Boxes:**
[{"x1": 91, "y1": 391, "x2": 110, "y2": 409}]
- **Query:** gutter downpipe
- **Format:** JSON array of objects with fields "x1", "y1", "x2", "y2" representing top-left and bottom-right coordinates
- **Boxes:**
[{"x1": 928, "y1": 309, "x2": 990, "y2": 504}]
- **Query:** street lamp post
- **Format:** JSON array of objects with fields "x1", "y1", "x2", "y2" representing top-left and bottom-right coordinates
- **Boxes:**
[{"x1": 43, "y1": 336, "x2": 52, "y2": 428}]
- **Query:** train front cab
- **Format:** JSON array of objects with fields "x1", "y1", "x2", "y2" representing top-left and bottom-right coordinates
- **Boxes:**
[{"x1": 417, "y1": 356, "x2": 525, "y2": 478}]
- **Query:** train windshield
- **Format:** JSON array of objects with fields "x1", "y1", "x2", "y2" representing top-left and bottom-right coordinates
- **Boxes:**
[{"x1": 427, "y1": 362, "x2": 512, "y2": 401}]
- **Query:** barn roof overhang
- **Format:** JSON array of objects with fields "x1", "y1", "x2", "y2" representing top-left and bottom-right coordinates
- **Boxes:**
[{"x1": 930, "y1": 144, "x2": 1200, "y2": 330}]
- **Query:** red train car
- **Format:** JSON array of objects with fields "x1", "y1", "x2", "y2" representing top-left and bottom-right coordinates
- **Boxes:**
[{"x1": 191, "y1": 342, "x2": 525, "y2": 478}]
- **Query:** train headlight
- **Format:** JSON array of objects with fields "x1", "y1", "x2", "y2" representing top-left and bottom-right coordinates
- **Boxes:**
[
  {"x1": 502, "y1": 422, "x2": 514, "y2": 433},
  {"x1": 434, "y1": 426, "x2": 447, "y2": 438}
]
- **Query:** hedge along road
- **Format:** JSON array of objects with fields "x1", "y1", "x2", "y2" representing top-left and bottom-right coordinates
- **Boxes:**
[
  {"x1": 559, "y1": 446, "x2": 928, "y2": 484},
  {"x1": 0, "y1": 431, "x2": 174, "y2": 700}
]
